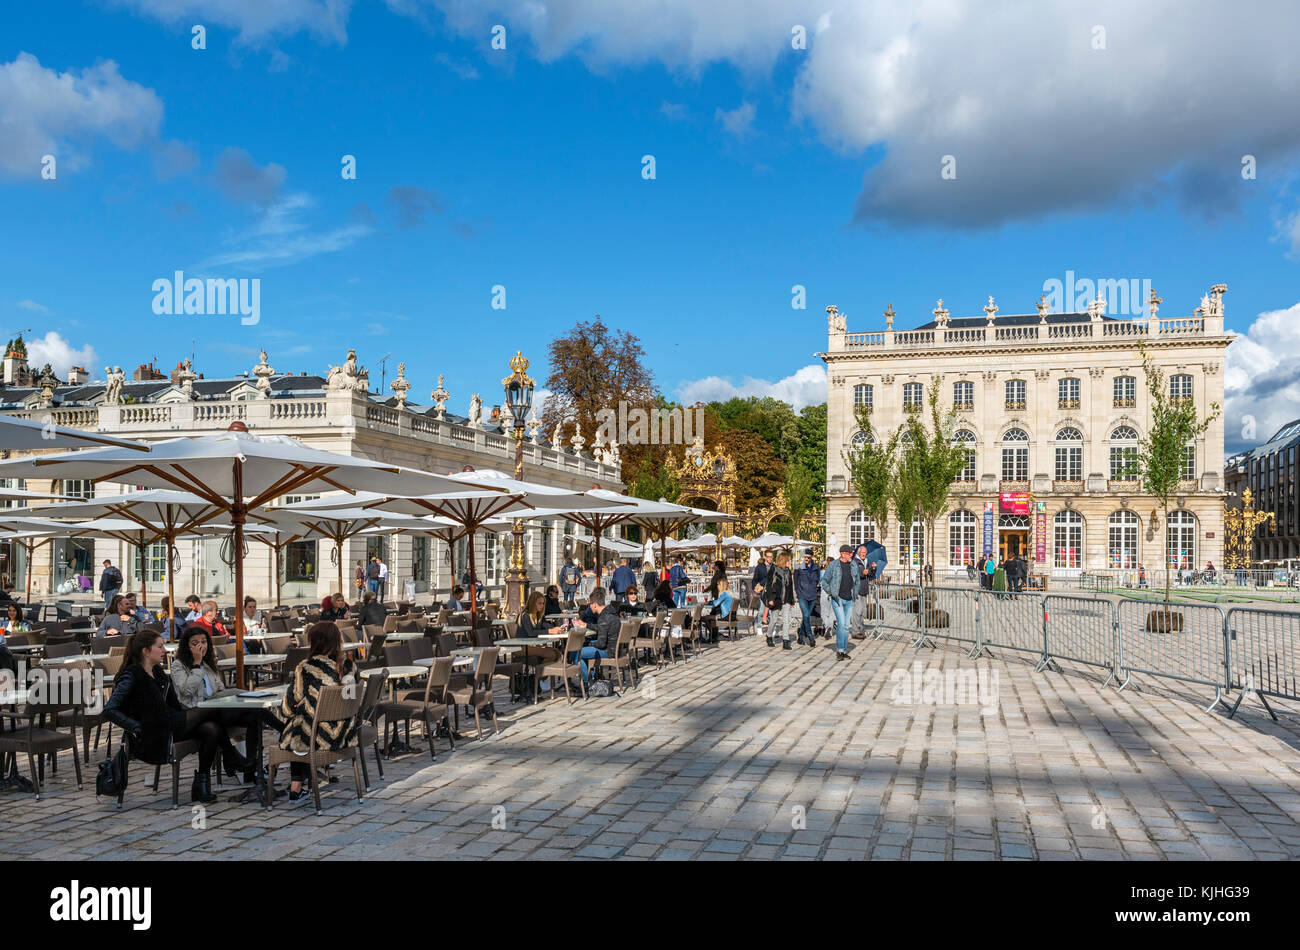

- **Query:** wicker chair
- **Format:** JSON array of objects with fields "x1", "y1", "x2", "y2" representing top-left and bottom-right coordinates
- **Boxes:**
[
  {"x1": 447, "y1": 648, "x2": 499, "y2": 740},
  {"x1": 595, "y1": 619, "x2": 640, "y2": 693},
  {"x1": 534, "y1": 629, "x2": 587, "y2": 704},
  {"x1": 265, "y1": 684, "x2": 365, "y2": 816},
  {"x1": 378, "y1": 657, "x2": 456, "y2": 759}
]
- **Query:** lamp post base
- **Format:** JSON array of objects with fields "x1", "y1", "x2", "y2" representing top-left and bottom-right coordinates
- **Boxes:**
[{"x1": 505, "y1": 571, "x2": 528, "y2": 618}]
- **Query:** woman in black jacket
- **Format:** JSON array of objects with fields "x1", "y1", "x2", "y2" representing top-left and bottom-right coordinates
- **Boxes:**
[
  {"x1": 764, "y1": 552, "x2": 797, "y2": 650},
  {"x1": 103, "y1": 629, "x2": 225, "y2": 803},
  {"x1": 358, "y1": 591, "x2": 386, "y2": 628},
  {"x1": 706, "y1": 560, "x2": 727, "y2": 600},
  {"x1": 652, "y1": 579, "x2": 675, "y2": 612}
]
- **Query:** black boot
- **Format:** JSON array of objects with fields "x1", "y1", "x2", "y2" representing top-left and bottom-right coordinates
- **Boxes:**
[
  {"x1": 782, "y1": 639, "x2": 792, "y2": 650},
  {"x1": 191, "y1": 771, "x2": 217, "y2": 804},
  {"x1": 222, "y1": 748, "x2": 252, "y2": 778},
  {"x1": 765, "y1": 635, "x2": 774, "y2": 647}
]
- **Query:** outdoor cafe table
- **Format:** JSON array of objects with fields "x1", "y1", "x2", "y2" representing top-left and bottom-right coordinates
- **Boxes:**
[
  {"x1": 196, "y1": 684, "x2": 289, "y2": 711},
  {"x1": 218, "y1": 653, "x2": 286, "y2": 687},
  {"x1": 413, "y1": 656, "x2": 474, "y2": 671},
  {"x1": 382, "y1": 631, "x2": 426, "y2": 642},
  {"x1": 5, "y1": 643, "x2": 42, "y2": 654},
  {"x1": 361, "y1": 664, "x2": 426, "y2": 699},
  {"x1": 40, "y1": 653, "x2": 109, "y2": 666}
]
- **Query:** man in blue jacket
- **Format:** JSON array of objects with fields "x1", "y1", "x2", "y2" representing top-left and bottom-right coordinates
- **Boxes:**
[
  {"x1": 793, "y1": 548, "x2": 821, "y2": 647},
  {"x1": 820, "y1": 545, "x2": 857, "y2": 661},
  {"x1": 610, "y1": 558, "x2": 637, "y2": 603},
  {"x1": 669, "y1": 556, "x2": 689, "y2": 608}
]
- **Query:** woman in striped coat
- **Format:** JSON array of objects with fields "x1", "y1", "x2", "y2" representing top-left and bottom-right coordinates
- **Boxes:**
[{"x1": 268, "y1": 621, "x2": 359, "y2": 802}]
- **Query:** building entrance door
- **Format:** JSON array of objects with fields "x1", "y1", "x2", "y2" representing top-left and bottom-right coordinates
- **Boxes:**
[{"x1": 999, "y1": 530, "x2": 1028, "y2": 562}]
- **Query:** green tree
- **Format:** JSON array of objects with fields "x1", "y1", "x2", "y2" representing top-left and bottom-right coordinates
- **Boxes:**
[
  {"x1": 901, "y1": 381, "x2": 971, "y2": 586},
  {"x1": 1129, "y1": 344, "x2": 1221, "y2": 604},
  {"x1": 842, "y1": 403, "x2": 899, "y2": 562},
  {"x1": 627, "y1": 452, "x2": 680, "y2": 504},
  {"x1": 783, "y1": 464, "x2": 817, "y2": 543},
  {"x1": 795, "y1": 403, "x2": 828, "y2": 493},
  {"x1": 716, "y1": 427, "x2": 786, "y2": 513}
]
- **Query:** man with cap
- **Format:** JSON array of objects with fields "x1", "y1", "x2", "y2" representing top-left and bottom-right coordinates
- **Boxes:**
[
  {"x1": 819, "y1": 544, "x2": 857, "y2": 661},
  {"x1": 793, "y1": 548, "x2": 822, "y2": 647}
]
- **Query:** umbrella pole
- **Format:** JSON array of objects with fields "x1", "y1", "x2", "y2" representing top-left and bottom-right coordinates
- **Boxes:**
[
  {"x1": 138, "y1": 541, "x2": 147, "y2": 609},
  {"x1": 336, "y1": 538, "x2": 344, "y2": 603},
  {"x1": 467, "y1": 530, "x2": 478, "y2": 627},
  {"x1": 275, "y1": 539, "x2": 283, "y2": 608},
  {"x1": 233, "y1": 462, "x2": 246, "y2": 691},
  {"x1": 166, "y1": 532, "x2": 176, "y2": 639},
  {"x1": 24, "y1": 540, "x2": 33, "y2": 603}
]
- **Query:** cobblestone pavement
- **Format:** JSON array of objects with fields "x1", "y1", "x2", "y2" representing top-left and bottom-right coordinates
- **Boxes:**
[{"x1": 4, "y1": 630, "x2": 1300, "y2": 861}]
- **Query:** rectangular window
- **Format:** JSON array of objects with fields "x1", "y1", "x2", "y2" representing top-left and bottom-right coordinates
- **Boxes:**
[
  {"x1": 1110, "y1": 446, "x2": 1138, "y2": 480},
  {"x1": 1170, "y1": 374, "x2": 1193, "y2": 404},
  {"x1": 1182, "y1": 445, "x2": 1196, "y2": 480},
  {"x1": 853, "y1": 384, "x2": 873, "y2": 408},
  {"x1": 1005, "y1": 379, "x2": 1026, "y2": 411},
  {"x1": 956, "y1": 449, "x2": 976, "y2": 482},
  {"x1": 1113, "y1": 376, "x2": 1135, "y2": 407},
  {"x1": 285, "y1": 541, "x2": 317, "y2": 583},
  {"x1": 1055, "y1": 446, "x2": 1082, "y2": 480},
  {"x1": 412, "y1": 536, "x2": 429, "y2": 587},
  {"x1": 1057, "y1": 377, "x2": 1080, "y2": 409},
  {"x1": 132, "y1": 541, "x2": 167, "y2": 585},
  {"x1": 1054, "y1": 521, "x2": 1082, "y2": 568},
  {"x1": 903, "y1": 382, "x2": 923, "y2": 411},
  {"x1": 953, "y1": 381, "x2": 973, "y2": 410},
  {"x1": 1002, "y1": 447, "x2": 1028, "y2": 481},
  {"x1": 60, "y1": 479, "x2": 95, "y2": 500}
]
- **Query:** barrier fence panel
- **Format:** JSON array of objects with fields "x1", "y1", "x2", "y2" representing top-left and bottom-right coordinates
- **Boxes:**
[
  {"x1": 868, "y1": 582, "x2": 921, "y2": 643},
  {"x1": 1115, "y1": 599, "x2": 1228, "y2": 710},
  {"x1": 975, "y1": 590, "x2": 1047, "y2": 662},
  {"x1": 1225, "y1": 607, "x2": 1300, "y2": 719},
  {"x1": 1043, "y1": 594, "x2": 1119, "y2": 681},
  {"x1": 922, "y1": 585, "x2": 979, "y2": 651}
]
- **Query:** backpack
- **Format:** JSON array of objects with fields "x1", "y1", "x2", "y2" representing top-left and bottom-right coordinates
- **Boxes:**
[
  {"x1": 587, "y1": 679, "x2": 613, "y2": 698},
  {"x1": 95, "y1": 745, "x2": 128, "y2": 799}
]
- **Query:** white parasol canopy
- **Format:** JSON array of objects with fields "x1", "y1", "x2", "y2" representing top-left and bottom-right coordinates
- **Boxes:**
[{"x1": 0, "y1": 413, "x2": 151, "y2": 451}]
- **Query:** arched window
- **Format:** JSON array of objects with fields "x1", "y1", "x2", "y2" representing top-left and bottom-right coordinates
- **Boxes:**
[
  {"x1": 1166, "y1": 510, "x2": 1196, "y2": 569},
  {"x1": 954, "y1": 430, "x2": 976, "y2": 482},
  {"x1": 1110, "y1": 426, "x2": 1138, "y2": 480},
  {"x1": 1108, "y1": 510, "x2": 1139, "y2": 568},
  {"x1": 1053, "y1": 510, "x2": 1083, "y2": 568},
  {"x1": 1058, "y1": 377, "x2": 1080, "y2": 409},
  {"x1": 1055, "y1": 428, "x2": 1083, "y2": 480},
  {"x1": 853, "y1": 384, "x2": 873, "y2": 408},
  {"x1": 850, "y1": 431, "x2": 872, "y2": 448},
  {"x1": 948, "y1": 510, "x2": 976, "y2": 566},
  {"x1": 848, "y1": 510, "x2": 875, "y2": 548},
  {"x1": 1002, "y1": 428, "x2": 1029, "y2": 481}
]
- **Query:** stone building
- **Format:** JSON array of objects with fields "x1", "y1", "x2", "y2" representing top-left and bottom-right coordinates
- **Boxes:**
[
  {"x1": 819, "y1": 287, "x2": 1231, "y2": 578},
  {"x1": 1224, "y1": 421, "x2": 1300, "y2": 563},
  {"x1": 0, "y1": 348, "x2": 624, "y2": 603}
]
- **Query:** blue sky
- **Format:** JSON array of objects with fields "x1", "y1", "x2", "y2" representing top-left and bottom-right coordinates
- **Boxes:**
[{"x1": 1, "y1": 1, "x2": 1298, "y2": 450}]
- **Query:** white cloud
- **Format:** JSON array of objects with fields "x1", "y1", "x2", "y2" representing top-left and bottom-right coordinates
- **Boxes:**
[
  {"x1": 111, "y1": 0, "x2": 352, "y2": 45},
  {"x1": 16, "y1": 299, "x2": 48, "y2": 312},
  {"x1": 715, "y1": 101, "x2": 756, "y2": 138},
  {"x1": 675, "y1": 364, "x2": 826, "y2": 409},
  {"x1": 27, "y1": 331, "x2": 97, "y2": 378},
  {"x1": 0, "y1": 53, "x2": 162, "y2": 177},
  {"x1": 1225, "y1": 301, "x2": 1300, "y2": 453},
  {"x1": 204, "y1": 192, "x2": 373, "y2": 269}
]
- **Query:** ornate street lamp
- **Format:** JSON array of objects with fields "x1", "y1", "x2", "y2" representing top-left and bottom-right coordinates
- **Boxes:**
[{"x1": 502, "y1": 350, "x2": 535, "y2": 616}]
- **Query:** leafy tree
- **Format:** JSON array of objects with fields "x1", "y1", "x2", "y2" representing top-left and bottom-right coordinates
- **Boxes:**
[
  {"x1": 1129, "y1": 344, "x2": 1221, "y2": 603},
  {"x1": 541, "y1": 316, "x2": 657, "y2": 478},
  {"x1": 842, "y1": 403, "x2": 899, "y2": 561},
  {"x1": 900, "y1": 381, "x2": 971, "y2": 586},
  {"x1": 627, "y1": 452, "x2": 680, "y2": 504},
  {"x1": 795, "y1": 403, "x2": 828, "y2": 493},
  {"x1": 715, "y1": 427, "x2": 785, "y2": 513},
  {"x1": 783, "y1": 464, "x2": 817, "y2": 543}
]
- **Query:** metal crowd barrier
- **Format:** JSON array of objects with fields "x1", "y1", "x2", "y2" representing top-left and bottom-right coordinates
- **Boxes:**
[
  {"x1": 858, "y1": 580, "x2": 1300, "y2": 721},
  {"x1": 1224, "y1": 607, "x2": 1300, "y2": 720},
  {"x1": 1115, "y1": 599, "x2": 1228, "y2": 712}
]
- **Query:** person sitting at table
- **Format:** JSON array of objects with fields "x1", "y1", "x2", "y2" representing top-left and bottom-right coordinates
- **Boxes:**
[
  {"x1": 320, "y1": 593, "x2": 349, "y2": 622},
  {"x1": 0, "y1": 601, "x2": 29, "y2": 635},
  {"x1": 575, "y1": 588, "x2": 620, "y2": 684},
  {"x1": 700, "y1": 578, "x2": 734, "y2": 643},
  {"x1": 652, "y1": 579, "x2": 675, "y2": 613},
  {"x1": 543, "y1": 585, "x2": 564, "y2": 618},
  {"x1": 184, "y1": 594, "x2": 203, "y2": 624},
  {"x1": 192, "y1": 600, "x2": 232, "y2": 641},
  {"x1": 122, "y1": 592, "x2": 151, "y2": 625},
  {"x1": 170, "y1": 624, "x2": 254, "y2": 779},
  {"x1": 445, "y1": 586, "x2": 466, "y2": 611},
  {"x1": 157, "y1": 596, "x2": 183, "y2": 640},
  {"x1": 103, "y1": 629, "x2": 226, "y2": 804},
  {"x1": 97, "y1": 594, "x2": 143, "y2": 637},
  {"x1": 358, "y1": 590, "x2": 386, "y2": 628},
  {"x1": 266, "y1": 621, "x2": 359, "y2": 803},
  {"x1": 617, "y1": 586, "x2": 649, "y2": 616},
  {"x1": 517, "y1": 590, "x2": 566, "y2": 638},
  {"x1": 241, "y1": 597, "x2": 267, "y2": 637}
]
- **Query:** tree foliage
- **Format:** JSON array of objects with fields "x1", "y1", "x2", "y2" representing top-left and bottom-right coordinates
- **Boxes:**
[
  {"x1": 842, "y1": 403, "x2": 898, "y2": 545},
  {"x1": 899, "y1": 381, "x2": 971, "y2": 582},
  {"x1": 1130, "y1": 343, "x2": 1220, "y2": 602},
  {"x1": 783, "y1": 465, "x2": 817, "y2": 542}
]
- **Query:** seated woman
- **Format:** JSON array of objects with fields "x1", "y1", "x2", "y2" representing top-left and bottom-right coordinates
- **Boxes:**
[
  {"x1": 320, "y1": 593, "x2": 349, "y2": 621},
  {"x1": 358, "y1": 590, "x2": 385, "y2": 628},
  {"x1": 169, "y1": 624, "x2": 256, "y2": 780},
  {"x1": 0, "y1": 601, "x2": 29, "y2": 636},
  {"x1": 267, "y1": 621, "x2": 359, "y2": 803},
  {"x1": 618, "y1": 586, "x2": 649, "y2": 615},
  {"x1": 157, "y1": 595, "x2": 182, "y2": 640},
  {"x1": 652, "y1": 579, "x2": 675, "y2": 613},
  {"x1": 103, "y1": 630, "x2": 228, "y2": 803},
  {"x1": 701, "y1": 578, "x2": 734, "y2": 642},
  {"x1": 516, "y1": 590, "x2": 571, "y2": 685},
  {"x1": 543, "y1": 585, "x2": 564, "y2": 618},
  {"x1": 241, "y1": 597, "x2": 267, "y2": 637}
]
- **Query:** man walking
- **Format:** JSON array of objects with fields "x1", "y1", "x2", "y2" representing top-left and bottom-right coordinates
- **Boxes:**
[
  {"x1": 669, "y1": 556, "x2": 689, "y2": 608},
  {"x1": 559, "y1": 557, "x2": 581, "y2": 608},
  {"x1": 610, "y1": 558, "x2": 637, "y2": 604},
  {"x1": 377, "y1": 556, "x2": 389, "y2": 601},
  {"x1": 752, "y1": 549, "x2": 774, "y2": 636},
  {"x1": 794, "y1": 548, "x2": 821, "y2": 647},
  {"x1": 99, "y1": 558, "x2": 123, "y2": 609},
  {"x1": 820, "y1": 545, "x2": 857, "y2": 661},
  {"x1": 366, "y1": 556, "x2": 380, "y2": 595}
]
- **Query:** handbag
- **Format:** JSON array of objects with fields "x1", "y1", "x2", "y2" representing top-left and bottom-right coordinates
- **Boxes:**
[{"x1": 95, "y1": 745, "x2": 129, "y2": 798}]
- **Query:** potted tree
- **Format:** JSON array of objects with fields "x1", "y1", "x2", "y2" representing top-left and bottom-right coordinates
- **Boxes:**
[
  {"x1": 842, "y1": 404, "x2": 899, "y2": 614},
  {"x1": 1129, "y1": 345, "x2": 1220, "y2": 631}
]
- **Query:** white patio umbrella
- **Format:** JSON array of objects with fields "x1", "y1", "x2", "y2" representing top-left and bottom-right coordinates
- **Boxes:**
[
  {"x1": 0, "y1": 521, "x2": 63, "y2": 602},
  {"x1": 290, "y1": 469, "x2": 633, "y2": 624},
  {"x1": 0, "y1": 413, "x2": 151, "y2": 451},
  {"x1": 623, "y1": 500, "x2": 735, "y2": 569},
  {"x1": 748, "y1": 531, "x2": 793, "y2": 549},
  {"x1": 22, "y1": 489, "x2": 225, "y2": 619},
  {"x1": 0, "y1": 487, "x2": 75, "y2": 504},
  {"x1": 0, "y1": 423, "x2": 480, "y2": 686}
]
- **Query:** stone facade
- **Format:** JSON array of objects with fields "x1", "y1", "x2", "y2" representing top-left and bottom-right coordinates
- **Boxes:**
[
  {"x1": 0, "y1": 351, "x2": 624, "y2": 603},
  {"x1": 820, "y1": 290, "x2": 1231, "y2": 578}
]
